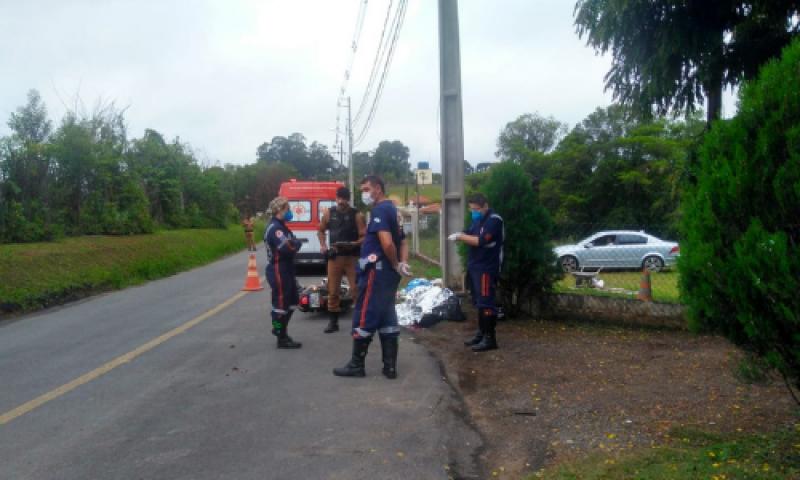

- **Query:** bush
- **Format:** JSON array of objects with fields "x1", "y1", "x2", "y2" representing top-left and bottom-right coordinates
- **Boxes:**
[
  {"x1": 480, "y1": 162, "x2": 560, "y2": 315},
  {"x1": 680, "y1": 39, "x2": 800, "y2": 391}
]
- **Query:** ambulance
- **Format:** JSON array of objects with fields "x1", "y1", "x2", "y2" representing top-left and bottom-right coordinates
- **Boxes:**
[{"x1": 278, "y1": 179, "x2": 345, "y2": 267}]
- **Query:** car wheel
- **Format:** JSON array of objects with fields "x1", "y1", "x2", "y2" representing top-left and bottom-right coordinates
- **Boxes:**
[
  {"x1": 642, "y1": 256, "x2": 664, "y2": 272},
  {"x1": 559, "y1": 255, "x2": 579, "y2": 272}
]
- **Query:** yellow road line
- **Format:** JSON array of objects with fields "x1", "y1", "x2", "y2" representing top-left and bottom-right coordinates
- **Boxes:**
[{"x1": 0, "y1": 288, "x2": 255, "y2": 426}]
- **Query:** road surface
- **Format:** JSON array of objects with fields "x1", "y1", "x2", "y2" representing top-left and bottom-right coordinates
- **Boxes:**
[{"x1": 0, "y1": 251, "x2": 482, "y2": 479}]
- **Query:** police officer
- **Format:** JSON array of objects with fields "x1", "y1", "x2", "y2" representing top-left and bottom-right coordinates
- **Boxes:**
[
  {"x1": 333, "y1": 175, "x2": 411, "y2": 378},
  {"x1": 449, "y1": 193, "x2": 504, "y2": 352},
  {"x1": 264, "y1": 196, "x2": 303, "y2": 349},
  {"x1": 317, "y1": 187, "x2": 366, "y2": 333}
]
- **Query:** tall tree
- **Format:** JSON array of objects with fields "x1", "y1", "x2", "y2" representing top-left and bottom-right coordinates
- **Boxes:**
[
  {"x1": 496, "y1": 113, "x2": 568, "y2": 163},
  {"x1": 574, "y1": 0, "x2": 800, "y2": 125}
]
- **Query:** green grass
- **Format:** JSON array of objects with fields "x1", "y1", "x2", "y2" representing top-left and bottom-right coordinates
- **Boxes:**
[
  {"x1": 0, "y1": 222, "x2": 263, "y2": 315},
  {"x1": 387, "y1": 183, "x2": 442, "y2": 205},
  {"x1": 418, "y1": 234, "x2": 441, "y2": 261},
  {"x1": 536, "y1": 426, "x2": 800, "y2": 480},
  {"x1": 554, "y1": 270, "x2": 681, "y2": 303}
]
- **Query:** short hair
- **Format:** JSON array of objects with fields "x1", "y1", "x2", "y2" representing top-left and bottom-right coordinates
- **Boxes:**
[
  {"x1": 268, "y1": 196, "x2": 289, "y2": 217},
  {"x1": 360, "y1": 174, "x2": 385, "y2": 194},
  {"x1": 467, "y1": 192, "x2": 488, "y2": 207},
  {"x1": 336, "y1": 187, "x2": 350, "y2": 201}
]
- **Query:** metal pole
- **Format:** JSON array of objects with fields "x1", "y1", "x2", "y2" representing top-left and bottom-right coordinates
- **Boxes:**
[
  {"x1": 438, "y1": 0, "x2": 465, "y2": 290},
  {"x1": 347, "y1": 96, "x2": 355, "y2": 202}
]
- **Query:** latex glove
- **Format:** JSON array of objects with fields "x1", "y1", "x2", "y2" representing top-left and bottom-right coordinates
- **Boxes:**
[
  {"x1": 398, "y1": 262, "x2": 412, "y2": 277},
  {"x1": 447, "y1": 233, "x2": 461, "y2": 241}
]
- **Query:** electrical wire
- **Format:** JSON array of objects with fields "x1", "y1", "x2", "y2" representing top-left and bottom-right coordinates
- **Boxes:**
[
  {"x1": 333, "y1": 0, "x2": 369, "y2": 150},
  {"x1": 353, "y1": 0, "x2": 408, "y2": 147}
]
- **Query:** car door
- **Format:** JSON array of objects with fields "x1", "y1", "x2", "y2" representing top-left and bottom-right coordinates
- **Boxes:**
[
  {"x1": 583, "y1": 234, "x2": 616, "y2": 268},
  {"x1": 615, "y1": 234, "x2": 649, "y2": 268}
]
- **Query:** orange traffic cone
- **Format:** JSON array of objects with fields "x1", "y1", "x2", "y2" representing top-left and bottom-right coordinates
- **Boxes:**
[
  {"x1": 242, "y1": 253, "x2": 264, "y2": 291},
  {"x1": 637, "y1": 268, "x2": 653, "y2": 302}
]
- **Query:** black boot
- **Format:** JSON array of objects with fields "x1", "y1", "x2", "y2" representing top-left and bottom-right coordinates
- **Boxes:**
[
  {"x1": 276, "y1": 311, "x2": 302, "y2": 349},
  {"x1": 324, "y1": 311, "x2": 340, "y2": 333},
  {"x1": 472, "y1": 312, "x2": 498, "y2": 352},
  {"x1": 380, "y1": 335, "x2": 399, "y2": 379},
  {"x1": 464, "y1": 310, "x2": 486, "y2": 346},
  {"x1": 333, "y1": 337, "x2": 371, "y2": 377},
  {"x1": 463, "y1": 330, "x2": 483, "y2": 346}
]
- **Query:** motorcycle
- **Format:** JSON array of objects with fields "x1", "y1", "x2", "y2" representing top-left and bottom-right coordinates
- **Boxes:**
[{"x1": 297, "y1": 278, "x2": 353, "y2": 313}]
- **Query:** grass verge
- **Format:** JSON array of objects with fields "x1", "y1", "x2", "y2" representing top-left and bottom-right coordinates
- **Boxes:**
[
  {"x1": 554, "y1": 270, "x2": 681, "y2": 303},
  {"x1": 0, "y1": 223, "x2": 264, "y2": 316},
  {"x1": 536, "y1": 426, "x2": 800, "y2": 480}
]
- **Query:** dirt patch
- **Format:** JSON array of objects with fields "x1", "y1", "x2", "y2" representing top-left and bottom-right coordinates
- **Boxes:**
[{"x1": 412, "y1": 310, "x2": 798, "y2": 479}]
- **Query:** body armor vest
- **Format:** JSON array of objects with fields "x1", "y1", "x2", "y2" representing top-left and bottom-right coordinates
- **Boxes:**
[{"x1": 329, "y1": 207, "x2": 359, "y2": 253}]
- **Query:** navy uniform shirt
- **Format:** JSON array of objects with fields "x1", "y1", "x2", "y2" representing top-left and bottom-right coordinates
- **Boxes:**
[
  {"x1": 264, "y1": 217, "x2": 301, "y2": 263},
  {"x1": 465, "y1": 208, "x2": 504, "y2": 273},
  {"x1": 360, "y1": 200, "x2": 401, "y2": 263}
]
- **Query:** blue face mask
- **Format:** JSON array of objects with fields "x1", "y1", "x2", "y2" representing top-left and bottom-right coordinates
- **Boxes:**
[
  {"x1": 470, "y1": 210, "x2": 482, "y2": 222},
  {"x1": 283, "y1": 210, "x2": 293, "y2": 222}
]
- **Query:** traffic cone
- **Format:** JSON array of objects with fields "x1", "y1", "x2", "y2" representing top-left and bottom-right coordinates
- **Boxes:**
[
  {"x1": 242, "y1": 253, "x2": 264, "y2": 291},
  {"x1": 637, "y1": 268, "x2": 653, "y2": 302}
]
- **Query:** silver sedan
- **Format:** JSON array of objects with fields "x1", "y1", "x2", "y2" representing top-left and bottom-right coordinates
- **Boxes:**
[{"x1": 554, "y1": 231, "x2": 679, "y2": 273}]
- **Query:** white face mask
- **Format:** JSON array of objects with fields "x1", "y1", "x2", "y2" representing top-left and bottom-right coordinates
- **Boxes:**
[{"x1": 361, "y1": 191, "x2": 374, "y2": 206}]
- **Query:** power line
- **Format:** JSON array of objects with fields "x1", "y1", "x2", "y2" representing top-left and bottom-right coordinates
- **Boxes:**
[
  {"x1": 353, "y1": 0, "x2": 395, "y2": 125},
  {"x1": 353, "y1": 0, "x2": 408, "y2": 147},
  {"x1": 333, "y1": 0, "x2": 369, "y2": 150}
]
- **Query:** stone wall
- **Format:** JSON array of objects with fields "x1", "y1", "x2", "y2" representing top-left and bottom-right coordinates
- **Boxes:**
[{"x1": 519, "y1": 293, "x2": 687, "y2": 330}]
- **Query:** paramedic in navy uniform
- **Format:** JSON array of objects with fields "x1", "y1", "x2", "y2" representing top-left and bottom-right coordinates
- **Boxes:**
[
  {"x1": 333, "y1": 175, "x2": 411, "y2": 378},
  {"x1": 449, "y1": 193, "x2": 504, "y2": 352},
  {"x1": 264, "y1": 196, "x2": 303, "y2": 349}
]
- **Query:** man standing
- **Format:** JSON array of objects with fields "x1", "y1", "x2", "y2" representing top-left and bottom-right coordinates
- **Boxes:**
[
  {"x1": 449, "y1": 193, "x2": 504, "y2": 352},
  {"x1": 317, "y1": 187, "x2": 366, "y2": 333},
  {"x1": 333, "y1": 175, "x2": 411, "y2": 379}
]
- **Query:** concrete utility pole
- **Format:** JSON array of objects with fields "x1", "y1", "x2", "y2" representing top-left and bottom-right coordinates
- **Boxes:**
[
  {"x1": 438, "y1": 0, "x2": 465, "y2": 290},
  {"x1": 347, "y1": 96, "x2": 355, "y2": 202}
]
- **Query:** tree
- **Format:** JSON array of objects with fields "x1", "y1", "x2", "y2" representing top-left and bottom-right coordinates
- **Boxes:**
[
  {"x1": 680, "y1": 38, "x2": 800, "y2": 398},
  {"x1": 496, "y1": 112, "x2": 567, "y2": 162},
  {"x1": 574, "y1": 0, "x2": 800, "y2": 124},
  {"x1": 480, "y1": 162, "x2": 559, "y2": 315},
  {"x1": 256, "y1": 133, "x2": 337, "y2": 180},
  {"x1": 372, "y1": 140, "x2": 410, "y2": 182}
]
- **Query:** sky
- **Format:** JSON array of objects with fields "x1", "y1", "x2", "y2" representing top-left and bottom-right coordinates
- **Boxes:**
[{"x1": 0, "y1": 1, "x2": 734, "y2": 173}]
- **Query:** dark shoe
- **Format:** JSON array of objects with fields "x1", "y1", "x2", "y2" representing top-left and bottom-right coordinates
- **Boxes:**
[
  {"x1": 471, "y1": 335, "x2": 498, "y2": 352},
  {"x1": 277, "y1": 335, "x2": 302, "y2": 349},
  {"x1": 324, "y1": 312, "x2": 340, "y2": 333},
  {"x1": 380, "y1": 335, "x2": 398, "y2": 379},
  {"x1": 333, "y1": 338, "x2": 371, "y2": 377},
  {"x1": 463, "y1": 330, "x2": 483, "y2": 347}
]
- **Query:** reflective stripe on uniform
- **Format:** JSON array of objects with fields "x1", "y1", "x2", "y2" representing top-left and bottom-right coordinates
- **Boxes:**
[{"x1": 359, "y1": 269, "x2": 376, "y2": 329}]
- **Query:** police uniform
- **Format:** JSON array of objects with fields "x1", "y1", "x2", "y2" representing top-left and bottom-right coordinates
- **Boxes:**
[
  {"x1": 320, "y1": 205, "x2": 361, "y2": 333},
  {"x1": 333, "y1": 199, "x2": 402, "y2": 378},
  {"x1": 264, "y1": 216, "x2": 303, "y2": 348},
  {"x1": 464, "y1": 208, "x2": 504, "y2": 351}
]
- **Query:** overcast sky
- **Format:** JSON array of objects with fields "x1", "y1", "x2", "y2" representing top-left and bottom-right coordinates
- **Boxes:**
[{"x1": 2, "y1": 1, "x2": 642, "y2": 172}]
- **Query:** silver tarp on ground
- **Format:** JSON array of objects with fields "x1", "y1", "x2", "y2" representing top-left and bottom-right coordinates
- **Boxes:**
[{"x1": 395, "y1": 279, "x2": 455, "y2": 326}]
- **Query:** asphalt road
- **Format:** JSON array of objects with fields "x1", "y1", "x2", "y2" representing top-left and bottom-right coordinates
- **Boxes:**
[{"x1": 0, "y1": 251, "x2": 482, "y2": 480}]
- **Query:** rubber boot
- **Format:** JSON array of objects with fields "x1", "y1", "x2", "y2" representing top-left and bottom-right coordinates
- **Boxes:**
[
  {"x1": 463, "y1": 311, "x2": 485, "y2": 346},
  {"x1": 276, "y1": 310, "x2": 302, "y2": 349},
  {"x1": 380, "y1": 335, "x2": 399, "y2": 379},
  {"x1": 333, "y1": 337, "x2": 371, "y2": 377},
  {"x1": 324, "y1": 311, "x2": 340, "y2": 333},
  {"x1": 471, "y1": 312, "x2": 498, "y2": 352}
]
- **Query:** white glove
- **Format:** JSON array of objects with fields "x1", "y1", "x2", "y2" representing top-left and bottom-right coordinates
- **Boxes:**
[
  {"x1": 447, "y1": 233, "x2": 461, "y2": 241},
  {"x1": 398, "y1": 262, "x2": 412, "y2": 277}
]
